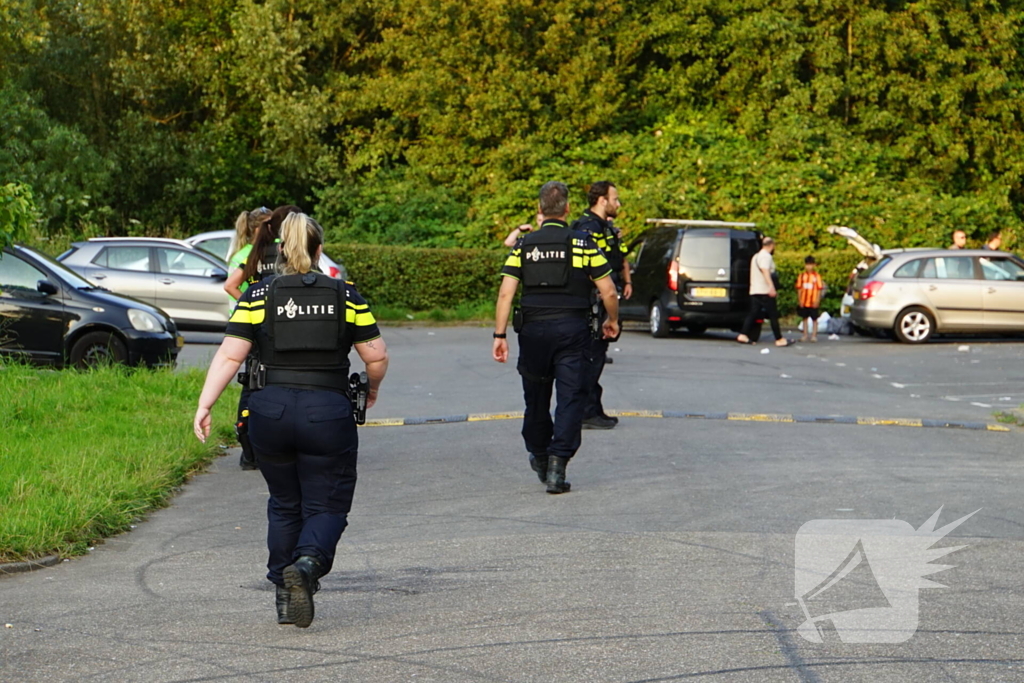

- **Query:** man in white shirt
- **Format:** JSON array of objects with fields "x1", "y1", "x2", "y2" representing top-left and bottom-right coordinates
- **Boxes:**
[{"x1": 736, "y1": 237, "x2": 791, "y2": 346}]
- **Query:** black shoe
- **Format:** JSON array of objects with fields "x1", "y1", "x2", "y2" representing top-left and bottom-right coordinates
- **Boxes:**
[
  {"x1": 529, "y1": 454, "x2": 548, "y2": 483},
  {"x1": 239, "y1": 453, "x2": 258, "y2": 471},
  {"x1": 604, "y1": 357, "x2": 614, "y2": 364},
  {"x1": 582, "y1": 415, "x2": 616, "y2": 430},
  {"x1": 283, "y1": 556, "x2": 323, "y2": 628},
  {"x1": 600, "y1": 413, "x2": 619, "y2": 425},
  {"x1": 276, "y1": 585, "x2": 293, "y2": 624},
  {"x1": 546, "y1": 456, "x2": 571, "y2": 494}
]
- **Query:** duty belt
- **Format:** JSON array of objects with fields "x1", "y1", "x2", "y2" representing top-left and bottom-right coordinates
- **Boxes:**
[
  {"x1": 263, "y1": 367, "x2": 350, "y2": 393},
  {"x1": 521, "y1": 308, "x2": 588, "y2": 323}
]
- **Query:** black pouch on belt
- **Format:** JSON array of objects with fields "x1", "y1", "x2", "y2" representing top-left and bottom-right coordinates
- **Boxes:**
[{"x1": 512, "y1": 306, "x2": 524, "y2": 333}]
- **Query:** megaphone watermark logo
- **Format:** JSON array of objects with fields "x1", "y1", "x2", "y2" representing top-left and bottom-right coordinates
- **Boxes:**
[{"x1": 793, "y1": 507, "x2": 979, "y2": 644}]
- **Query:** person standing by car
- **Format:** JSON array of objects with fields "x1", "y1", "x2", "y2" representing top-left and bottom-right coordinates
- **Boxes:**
[
  {"x1": 737, "y1": 237, "x2": 791, "y2": 347},
  {"x1": 193, "y1": 211, "x2": 388, "y2": 628},
  {"x1": 949, "y1": 230, "x2": 967, "y2": 250},
  {"x1": 570, "y1": 181, "x2": 632, "y2": 430},
  {"x1": 223, "y1": 207, "x2": 272, "y2": 301},
  {"x1": 493, "y1": 181, "x2": 619, "y2": 494},
  {"x1": 226, "y1": 205, "x2": 302, "y2": 471},
  {"x1": 983, "y1": 231, "x2": 1003, "y2": 251}
]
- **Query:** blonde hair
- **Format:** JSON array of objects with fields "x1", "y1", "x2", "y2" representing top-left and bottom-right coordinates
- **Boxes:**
[
  {"x1": 278, "y1": 212, "x2": 323, "y2": 275},
  {"x1": 228, "y1": 207, "x2": 271, "y2": 259}
]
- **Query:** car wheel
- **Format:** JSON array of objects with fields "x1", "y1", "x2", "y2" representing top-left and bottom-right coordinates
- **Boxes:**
[
  {"x1": 70, "y1": 331, "x2": 129, "y2": 369},
  {"x1": 686, "y1": 324, "x2": 707, "y2": 335},
  {"x1": 894, "y1": 307, "x2": 934, "y2": 344},
  {"x1": 649, "y1": 301, "x2": 669, "y2": 338}
]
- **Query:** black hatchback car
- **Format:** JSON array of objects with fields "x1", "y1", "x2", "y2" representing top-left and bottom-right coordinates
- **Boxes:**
[
  {"x1": 620, "y1": 221, "x2": 763, "y2": 337},
  {"x1": 0, "y1": 244, "x2": 182, "y2": 368}
]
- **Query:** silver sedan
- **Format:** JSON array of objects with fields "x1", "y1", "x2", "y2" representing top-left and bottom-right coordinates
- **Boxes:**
[
  {"x1": 59, "y1": 238, "x2": 234, "y2": 330},
  {"x1": 185, "y1": 229, "x2": 348, "y2": 280}
]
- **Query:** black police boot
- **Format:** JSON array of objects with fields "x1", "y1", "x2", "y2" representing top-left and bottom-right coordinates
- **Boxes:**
[
  {"x1": 529, "y1": 454, "x2": 548, "y2": 483},
  {"x1": 600, "y1": 413, "x2": 619, "y2": 425},
  {"x1": 275, "y1": 585, "x2": 293, "y2": 625},
  {"x1": 582, "y1": 415, "x2": 617, "y2": 430},
  {"x1": 604, "y1": 357, "x2": 614, "y2": 364},
  {"x1": 282, "y1": 555, "x2": 323, "y2": 628},
  {"x1": 546, "y1": 456, "x2": 571, "y2": 494}
]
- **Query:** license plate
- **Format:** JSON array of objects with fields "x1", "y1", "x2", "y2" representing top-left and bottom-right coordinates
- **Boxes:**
[
  {"x1": 176, "y1": 335, "x2": 185, "y2": 348},
  {"x1": 691, "y1": 287, "x2": 726, "y2": 298}
]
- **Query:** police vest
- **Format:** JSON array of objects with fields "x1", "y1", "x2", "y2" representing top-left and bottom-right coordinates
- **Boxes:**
[
  {"x1": 257, "y1": 241, "x2": 280, "y2": 280},
  {"x1": 520, "y1": 227, "x2": 592, "y2": 308},
  {"x1": 259, "y1": 272, "x2": 352, "y2": 391},
  {"x1": 571, "y1": 213, "x2": 623, "y2": 272}
]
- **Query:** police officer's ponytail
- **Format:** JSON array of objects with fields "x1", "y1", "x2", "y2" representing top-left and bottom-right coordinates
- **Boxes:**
[
  {"x1": 229, "y1": 207, "x2": 271, "y2": 261},
  {"x1": 279, "y1": 212, "x2": 324, "y2": 276}
]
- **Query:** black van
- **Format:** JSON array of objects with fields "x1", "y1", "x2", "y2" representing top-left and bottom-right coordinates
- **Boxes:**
[{"x1": 620, "y1": 221, "x2": 763, "y2": 337}]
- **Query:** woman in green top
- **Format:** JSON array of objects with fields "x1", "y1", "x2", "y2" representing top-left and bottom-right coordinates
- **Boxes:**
[{"x1": 224, "y1": 207, "x2": 272, "y2": 301}]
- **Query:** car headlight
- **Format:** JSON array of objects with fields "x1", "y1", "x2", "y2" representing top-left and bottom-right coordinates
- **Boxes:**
[{"x1": 128, "y1": 309, "x2": 166, "y2": 333}]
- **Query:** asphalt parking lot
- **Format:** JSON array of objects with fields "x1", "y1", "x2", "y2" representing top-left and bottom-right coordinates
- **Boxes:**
[{"x1": 2, "y1": 326, "x2": 1023, "y2": 682}]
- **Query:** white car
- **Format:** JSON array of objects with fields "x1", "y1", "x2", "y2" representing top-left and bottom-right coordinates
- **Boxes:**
[{"x1": 185, "y1": 230, "x2": 348, "y2": 280}]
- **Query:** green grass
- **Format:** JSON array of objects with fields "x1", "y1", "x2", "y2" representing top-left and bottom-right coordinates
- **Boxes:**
[
  {"x1": 0, "y1": 362, "x2": 238, "y2": 562},
  {"x1": 372, "y1": 299, "x2": 495, "y2": 323}
]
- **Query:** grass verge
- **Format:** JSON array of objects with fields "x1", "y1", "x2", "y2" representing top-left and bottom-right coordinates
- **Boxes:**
[{"x1": 0, "y1": 362, "x2": 237, "y2": 563}]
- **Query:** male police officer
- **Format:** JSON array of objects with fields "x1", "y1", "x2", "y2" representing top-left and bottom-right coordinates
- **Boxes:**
[
  {"x1": 571, "y1": 181, "x2": 631, "y2": 430},
  {"x1": 493, "y1": 181, "x2": 619, "y2": 493}
]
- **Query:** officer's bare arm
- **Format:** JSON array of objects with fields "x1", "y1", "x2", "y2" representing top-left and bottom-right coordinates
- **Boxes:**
[
  {"x1": 355, "y1": 338, "x2": 389, "y2": 407},
  {"x1": 492, "y1": 276, "x2": 519, "y2": 363},
  {"x1": 594, "y1": 276, "x2": 620, "y2": 339},
  {"x1": 194, "y1": 336, "x2": 253, "y2": 442},
  {"x1": 224, "y1": 268, "x2": 246, "y2": 301}
]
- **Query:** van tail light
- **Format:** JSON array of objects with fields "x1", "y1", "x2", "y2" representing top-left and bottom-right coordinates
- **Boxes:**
[
  {"x1": 328, "y1": 266, "x2": 340, "y2": 278},
  {"x1": 668, "y1": 260, "x2": 679, "y2": 291},
  {"x1": 860, "y1": 281, "x2": 884, "y2": 300}
]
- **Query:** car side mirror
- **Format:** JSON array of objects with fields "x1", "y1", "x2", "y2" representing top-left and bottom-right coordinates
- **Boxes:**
[
  {"x1": 211, "y1": 269, "x2": 228, "y2": 282},
  {"x1": 37, "y1": 280, "x2": 59, "y2": 296}
]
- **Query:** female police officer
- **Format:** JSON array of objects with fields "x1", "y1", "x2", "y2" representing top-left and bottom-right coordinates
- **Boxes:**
[{"x1": 194, "y1": 211, "x2": 388, "y2": 628}]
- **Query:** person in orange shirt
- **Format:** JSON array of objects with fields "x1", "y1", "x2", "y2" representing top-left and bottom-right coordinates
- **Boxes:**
[{"x1": 796, "y1": 256, "x2": 826, "y2": 342}]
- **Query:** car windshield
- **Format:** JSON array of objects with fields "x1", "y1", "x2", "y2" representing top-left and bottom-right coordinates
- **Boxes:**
[{"x1": 15, "y1": 246, "x2": 96, "y2": 289}]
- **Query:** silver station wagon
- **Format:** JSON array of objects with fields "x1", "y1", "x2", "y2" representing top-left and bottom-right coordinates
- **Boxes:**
[{"x1": 851, "y1": 249, "x2": 1024, "y2": 343}]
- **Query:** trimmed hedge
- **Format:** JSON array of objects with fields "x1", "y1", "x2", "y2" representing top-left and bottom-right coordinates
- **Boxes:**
[
  {"x1": 327, "y1": 243, "x2": 862, "y2": 316},
  {"x1": 326, "y1": 242, "x2": 503, "y2": 310}
]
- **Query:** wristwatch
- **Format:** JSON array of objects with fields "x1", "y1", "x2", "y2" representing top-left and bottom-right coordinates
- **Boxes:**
[{"x1": 493, "y1": 332, "x2": 507, "y2": 339}]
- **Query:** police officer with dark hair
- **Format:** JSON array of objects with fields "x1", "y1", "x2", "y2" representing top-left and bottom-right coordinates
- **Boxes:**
[
  {"x1": 571, "y1": 181, "x2": 631, "y2": 430},
  {"x1": 231, "y1": 205, "x2": 303, "y2": 471},
  {"x1": 194, "y1": 211, "x2": 388, "y2": 628},
  {"x1": 493, "y1": 181, "x2": 619, "y2": 493}
]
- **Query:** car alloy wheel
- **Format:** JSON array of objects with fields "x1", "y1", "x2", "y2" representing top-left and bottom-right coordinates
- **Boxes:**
[
  {"x1": 649, "y1": 301, "x2": 669, "y2": 338},
  {"x1": 895, "y1": 307, "x2": 934, "y2": 344}
]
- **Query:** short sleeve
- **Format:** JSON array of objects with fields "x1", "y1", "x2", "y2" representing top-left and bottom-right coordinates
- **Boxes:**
[
  {"x1": 581, "y1": 235, "x2": 613, "y2": 281},
  {"x1": 224, "y1": 282, "x2": 265, "y2": 342},
  {"x1": 501, "y1": 242, "x2": 522, "y2": 281},
  {"x1": 347, "y1": 285, "x2": 382, "y2": 343}
]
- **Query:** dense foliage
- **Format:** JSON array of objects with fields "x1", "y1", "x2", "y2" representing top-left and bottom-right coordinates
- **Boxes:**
[{"x1": 3, "y1": 1, "x2": 1024, "y2": 253}]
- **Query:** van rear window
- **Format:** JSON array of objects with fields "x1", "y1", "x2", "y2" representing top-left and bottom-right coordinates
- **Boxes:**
[{"x1": 679, "y1": 233, "x2": 730, "y2": 268}]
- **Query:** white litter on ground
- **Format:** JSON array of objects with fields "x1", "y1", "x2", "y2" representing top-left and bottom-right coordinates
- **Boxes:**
[
  {"x1": 958, "y1": 345, "x2": 970, "y2": 352},
  {"x1": 761, "y1": 348, "x2": 770, "y2": 354},
  {"x1": 891, "y1": 382, "x2": 906, "y2": 388}
]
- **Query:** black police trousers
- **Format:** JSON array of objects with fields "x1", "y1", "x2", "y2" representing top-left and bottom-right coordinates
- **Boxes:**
[
  {"x1": 247, "y1": 385, "x2": 357, "y2": 587},
  {"x1": 582, "y1": 336, "x2": 609, "y2": 419},
  {"x1": 517, "y1": 316, "x2": 590, "y2": 460}
]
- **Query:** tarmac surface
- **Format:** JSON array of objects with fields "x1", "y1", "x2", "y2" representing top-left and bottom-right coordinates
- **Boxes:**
[{"x1": 2, "y1": 327, "x2": 1023, "y2": 682}]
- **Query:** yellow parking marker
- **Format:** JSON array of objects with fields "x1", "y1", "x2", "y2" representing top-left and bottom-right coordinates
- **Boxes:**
[
  {"x1": 987, "y1": 424, "x2": 1012, "y2": 432},
  {"x1": 468, "y1": 412, "x2": 524, "y2": 421},
  {"x1": 606, "y1": 410, "x2": 663, "y2": 418},
  {"x1": 857, "y1": 417, "x2": 923, "y2": 427},
  {"x1": 727, "y1": 413, "x2": 795, "y2": 423},
  {"x1": 363, "y1": 417, "x2": 406, "y2": 427}
]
